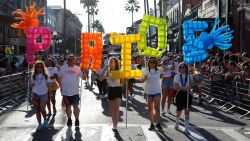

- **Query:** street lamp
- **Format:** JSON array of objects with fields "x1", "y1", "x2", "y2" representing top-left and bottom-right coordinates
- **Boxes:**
[{"x1": 52, "y1": 31, "x2": 62, "y2": 55}]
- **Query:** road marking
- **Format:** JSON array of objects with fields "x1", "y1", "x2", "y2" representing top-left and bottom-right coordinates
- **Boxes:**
[
  {"x1": 222, "y1": 129, "x2": 250, "y2": 141},
  {"x1": 141, "y1": 125, "x2": 161, "y2": 141},
  {"x1": 179, "y1": 126, "x2": 208, "y2": 141},
  {"x1": 100, "y1": 125, "x2": 117, "y2": 141}
]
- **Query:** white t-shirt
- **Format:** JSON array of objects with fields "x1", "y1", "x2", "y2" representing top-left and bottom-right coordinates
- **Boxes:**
[
  {"x1": 58, "y1": 65, "x2": 82, "y2": 96},
  {"x1": 142, "y1": 67, "x2": 163, "y2": 94},
  {"x1": 31, "y1": 74, "x2": 49, "y2": 95},
  {"x1": 174, "y1": 73, "x2": 193, "y2": 88},
  {"x1": 47, "y1": 67, "x2": 58, "y2": 83},
  {"x1": 162, "y1": 64, "x2": 173, "y2": 77},
  {"x1": 107, "y1": 71, "x2": 121, "y2": 87}
]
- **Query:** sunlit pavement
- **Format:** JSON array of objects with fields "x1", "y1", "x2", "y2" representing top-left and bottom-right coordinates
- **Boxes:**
[{"x1": 0, "y1": 81, "x2": 250, "y2": 141}]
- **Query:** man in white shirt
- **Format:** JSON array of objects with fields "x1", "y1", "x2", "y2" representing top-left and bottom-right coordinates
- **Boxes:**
[{"x1": 57, "y1": 55, "x2": 86, "y2": 127}]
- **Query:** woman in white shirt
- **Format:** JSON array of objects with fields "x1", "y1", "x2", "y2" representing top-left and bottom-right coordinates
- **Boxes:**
[
  {"x1": 46, "y1": 58, "x2": 59, "y2": 115},
  {"x1": 141, "y1": 57, "x2": 164, "y2": 131},
  {"x1": 174, "y1": 63, "x2": 193, "y2": 134},
  {"x1": 30, "y1": 61, "x2": 50, "y2": 130},
  {"x1": 100, "y1": 57, "x2": 123, "y2": 132}
]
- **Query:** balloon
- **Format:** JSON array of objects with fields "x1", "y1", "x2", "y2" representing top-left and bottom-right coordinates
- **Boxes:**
[
  {"x1": 11, "y1": 2, "x2": 45, "y2": 36},
  {"x1": 182, "y1": 16, "x2": 234, "y2": 64},
  {"x1": 138, "y1": 15, "x2": 167, "y2": 58},
  {"x1": 109, "y1": 33, "x2": 142, "y2": 79},
  {"x1": 80, "y1": 32, "x2": 103, "y2": 72},
  {"x1": 26, "y1": 26, "x2": 52, "y2": 64}
]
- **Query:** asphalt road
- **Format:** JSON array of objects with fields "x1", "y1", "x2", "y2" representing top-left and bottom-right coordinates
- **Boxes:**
[{"x1": 0, "y1": 81, "x2": 249, "y2": 141}]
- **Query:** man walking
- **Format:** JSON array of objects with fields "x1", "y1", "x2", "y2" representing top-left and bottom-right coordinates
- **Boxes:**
[{"x1": 57, "y1": 54, "x2": 86, "y2": 126}]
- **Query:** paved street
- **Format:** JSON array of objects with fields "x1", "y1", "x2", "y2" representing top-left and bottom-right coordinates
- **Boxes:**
[{"x1": 0, "y1": 81, "x2": 250, "y2": 141}]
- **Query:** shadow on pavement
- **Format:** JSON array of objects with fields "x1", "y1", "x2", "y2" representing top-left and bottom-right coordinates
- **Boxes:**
[
  {"x1": 31, "y1": 126, "x2": 60, "y2": 141},
  {"x1": 75, "y1": 127, "x2": 83, "y2": 141},
  {"x1": 155, "y1": 130, "x2": 174, "y2": 141},
  {"x1": 114, "y1": 131, "x2": 125, "y2": 141}
]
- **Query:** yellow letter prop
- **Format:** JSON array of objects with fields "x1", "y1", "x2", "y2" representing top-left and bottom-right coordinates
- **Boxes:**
[
  {"x1": 138, "y1": 15, "x2": 167, "y2": 58},
  {"x1": 109, "y1": 34, "x2": 142, "y2": 79}
]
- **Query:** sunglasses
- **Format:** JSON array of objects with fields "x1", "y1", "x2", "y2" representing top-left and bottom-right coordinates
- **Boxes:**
[
  {"x1": 149, "y1": 61, "x2": 156, "y2": 64},
  {"x1": 36, "y1": 66, "x2": 43, "y2": 68}
]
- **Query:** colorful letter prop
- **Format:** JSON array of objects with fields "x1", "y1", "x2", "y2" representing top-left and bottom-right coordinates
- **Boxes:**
[
  {"x1": 11, "y1": 2, "x2": 45, "y2": 36},
  {"x1": 182, "y1": 17, "x2": 234, "y2": 64},
  {"x1": 26, "y1": 26, "x2": 52, "y2": 64},
  {"x1": 80, "y1": 33, "x2": 103, "y2": 72},
  {"x1": 138, "y1": 15, "x2": 167, "y2": 58},
  {"x1": 109, "y1": 34, "x2": 142, "y2": 79}
]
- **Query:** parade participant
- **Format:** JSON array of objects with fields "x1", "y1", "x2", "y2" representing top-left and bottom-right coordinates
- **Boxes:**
[
  {"x1": 174, "y1": 63, "x2": 193, "y2": 133},
  {"x1": 128, "y1": 58, "x2": 137, "y2": 97},
  {"x1": 45, "y1": 58, "x2": 59, "y2": 115},
  {"x1": 57, "y1": 54, "x2": 86, "y2": 127},
  {"x1": 161, "y1": 55, "x2": 175, "y2": 114},
  {"x1": 141, "y1": 57, "x2": 164, "y2": 131},
  {"x1": 30, "y1": 61, "x2": 50, "y2": 130},
  {"x1": 100, "y1": 57, "x2": 123, "y2": 132},
  {"x1": 96, "y1": 62, "x2": 108, "y2": 99}
]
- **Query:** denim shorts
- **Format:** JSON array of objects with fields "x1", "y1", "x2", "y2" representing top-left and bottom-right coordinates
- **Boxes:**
[
  {"x1": 145, "y1": 93, "x2": 161, "y2": 99},
  {"x1": 32, "y1": 93, "x2": 48, "y2": 101},
  {"x1": 161, "y1": 79, "x2": 174, "y2": 89}
]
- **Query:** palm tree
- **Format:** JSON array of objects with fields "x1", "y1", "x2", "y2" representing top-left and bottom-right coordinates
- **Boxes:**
[
  {"x1": 80, "y1": 0, "x2": 98, "y2": 32},
  {"x1": 91, "y1": 19, "x2": 105, "y2": 34},
  {"x1": 89, "y1": 6, "x2": 99, "y2": 32},
  {"x1": 125, "y1": 0, "x2": 140, "y2": 26}
]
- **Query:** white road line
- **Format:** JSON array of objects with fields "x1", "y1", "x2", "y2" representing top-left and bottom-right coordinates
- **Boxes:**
[
  {"x1": 222, "y1": 129, "x2": 250, "y2": 141},
  {"x1": 141, "y1": 125, "x2": 161, "y2": 141},
  {"x1": 100, "y1": 125, "x2": 117, "y2": 141},
  {"x1": 179, "y1": 126, "x2": 208, "y2": 141}
]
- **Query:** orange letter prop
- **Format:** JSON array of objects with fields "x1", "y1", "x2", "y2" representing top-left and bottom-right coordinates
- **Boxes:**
[
  {"x1": 109, "y1": 34, "x2": 142, "y2": 79},
  {"x1": 80, "y1": 33, "x2": 103, "y2": 71}
]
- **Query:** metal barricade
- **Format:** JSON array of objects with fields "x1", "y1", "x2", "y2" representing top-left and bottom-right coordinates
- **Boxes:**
[
  {"x1": 201, "y1": 75, "x2": 250, "y2": 118},
  {"x1": 0, "y1": 71, "x2": 30, "y2": 114}
]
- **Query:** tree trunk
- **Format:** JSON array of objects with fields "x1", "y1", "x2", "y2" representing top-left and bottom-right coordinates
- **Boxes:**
[
  {"x1": 132, "y1": 10, "x2": 134, "y2": 27},
  {"x1": 87, "y1": 6, "x2": 90, "y2": 32}
]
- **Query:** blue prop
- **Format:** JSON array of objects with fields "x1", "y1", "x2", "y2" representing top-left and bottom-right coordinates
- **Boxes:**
[{"x1": 182, "y1": 17, "x2": 234, "y2": 64}]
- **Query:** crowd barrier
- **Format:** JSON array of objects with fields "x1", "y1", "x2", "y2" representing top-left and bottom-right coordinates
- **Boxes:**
[
  {"x1": 201, "y1": 75, "x2": 250, "y2": 118},
  {"x1": 0, "y1": 71, "x2": 30, "y2": 115}
]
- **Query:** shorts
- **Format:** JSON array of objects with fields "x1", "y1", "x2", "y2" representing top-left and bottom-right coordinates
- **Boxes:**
[
  {"x1": 161, "y1": 79, "x2": 174, "y2": 89},
  {"x1": 108, "y1": 87, "x2": 123, "y2": 100},
  {"x1": 145, "y1": 93, "x2": 161, "y2": 99},
  {"x1": 175, "y1": 91, "x2": 192, "y2": 111},
  {"x1": 64, "y1": 94, "x2": 80, "y2": 105},
  {"x1": 32, "y1": 93, "x2": 48, "y2": 101}
]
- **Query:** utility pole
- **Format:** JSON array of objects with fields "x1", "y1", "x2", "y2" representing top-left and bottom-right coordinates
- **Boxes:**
[{"x1": 63, "y1": 0, "x2": 66, "y2": 55}]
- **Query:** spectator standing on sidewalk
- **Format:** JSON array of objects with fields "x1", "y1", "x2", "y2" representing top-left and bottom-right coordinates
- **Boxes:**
[
  {"x1": 141, "y1": 57, "x2": 164, "y2": 131},
  {"x1": 57, "y1": 54, "x2": 86, "y2": 127},
  {"x1": 30, "y1": 61, "x2": 50, "y2": 130},
  {"x1": 46, "y1": 58, "x2": 59, "y2": 115},
  {"x1": 174, "y1": 63, "x2": 193, "y2": 134},
  {"x1": 96, "y1": 62, "x2": 108, "y2": 99},
  {"x1": 100, "y1": 57, "x2": 123, "y2": 132}
]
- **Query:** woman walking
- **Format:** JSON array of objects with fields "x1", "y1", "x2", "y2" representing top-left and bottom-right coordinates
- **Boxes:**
[
  {"x1": 30, "y1": 61, "x2": 50, "y2": 130},
  {"x1": 174, "y1": 63, "x2": 193, "y2": 134},
  {"x1": 46, "y1": 58, "x2": 59, "y2": 115},
  {"x1": 100, "y1": 57, "x2": 123, "y2": 132},
  {"x1": 141, "y1": 57, "x2": 164, "y2": 131}
]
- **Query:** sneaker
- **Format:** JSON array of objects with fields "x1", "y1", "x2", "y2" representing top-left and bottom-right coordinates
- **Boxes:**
[
  {"x1": 75, "y1": 119, "x2": 80, "y2": 127},
  {"x1": 148, "y1": 123, "x2": 155, "y2": 131},
  {"x1": 175, "y1": 125, "x2": 179, "y2": 130},
  {"x1": 162, "y1": 110, "x2": 166, "y2": 115},
  {"x1": 184, "y1": 128, "x2": 190, "y2": 134},
  {"x1": 43, "y1": 119, "x2": 49, "y2": 128},
  {"x1": 112, "y1": 125, "x2": 118, "y2": 132},
  {"x1": 36, "y1": 124, "x2": 43, "y2": 131},
  {"x1": 67, "y1": 118, "x2": 72, "y2": 126},
  {"x1": 167, "y1": 109, "x2": 171, "y2": 114},
  {"x1": 156, "y1": 123, "x2": 163, "y2": 131},
  {"x1": 103, "y1": 94, "x2": 108, "y2": 99}
]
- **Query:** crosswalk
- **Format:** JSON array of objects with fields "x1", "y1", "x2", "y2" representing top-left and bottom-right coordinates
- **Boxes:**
[{"x1": 0, "y1": 124, "x2": 249, "y2": 141}]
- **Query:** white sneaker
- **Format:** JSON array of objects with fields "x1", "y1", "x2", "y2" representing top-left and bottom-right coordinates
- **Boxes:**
[{"x1": 167, "y1": 109, "x2": 171, "y2": 114}]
